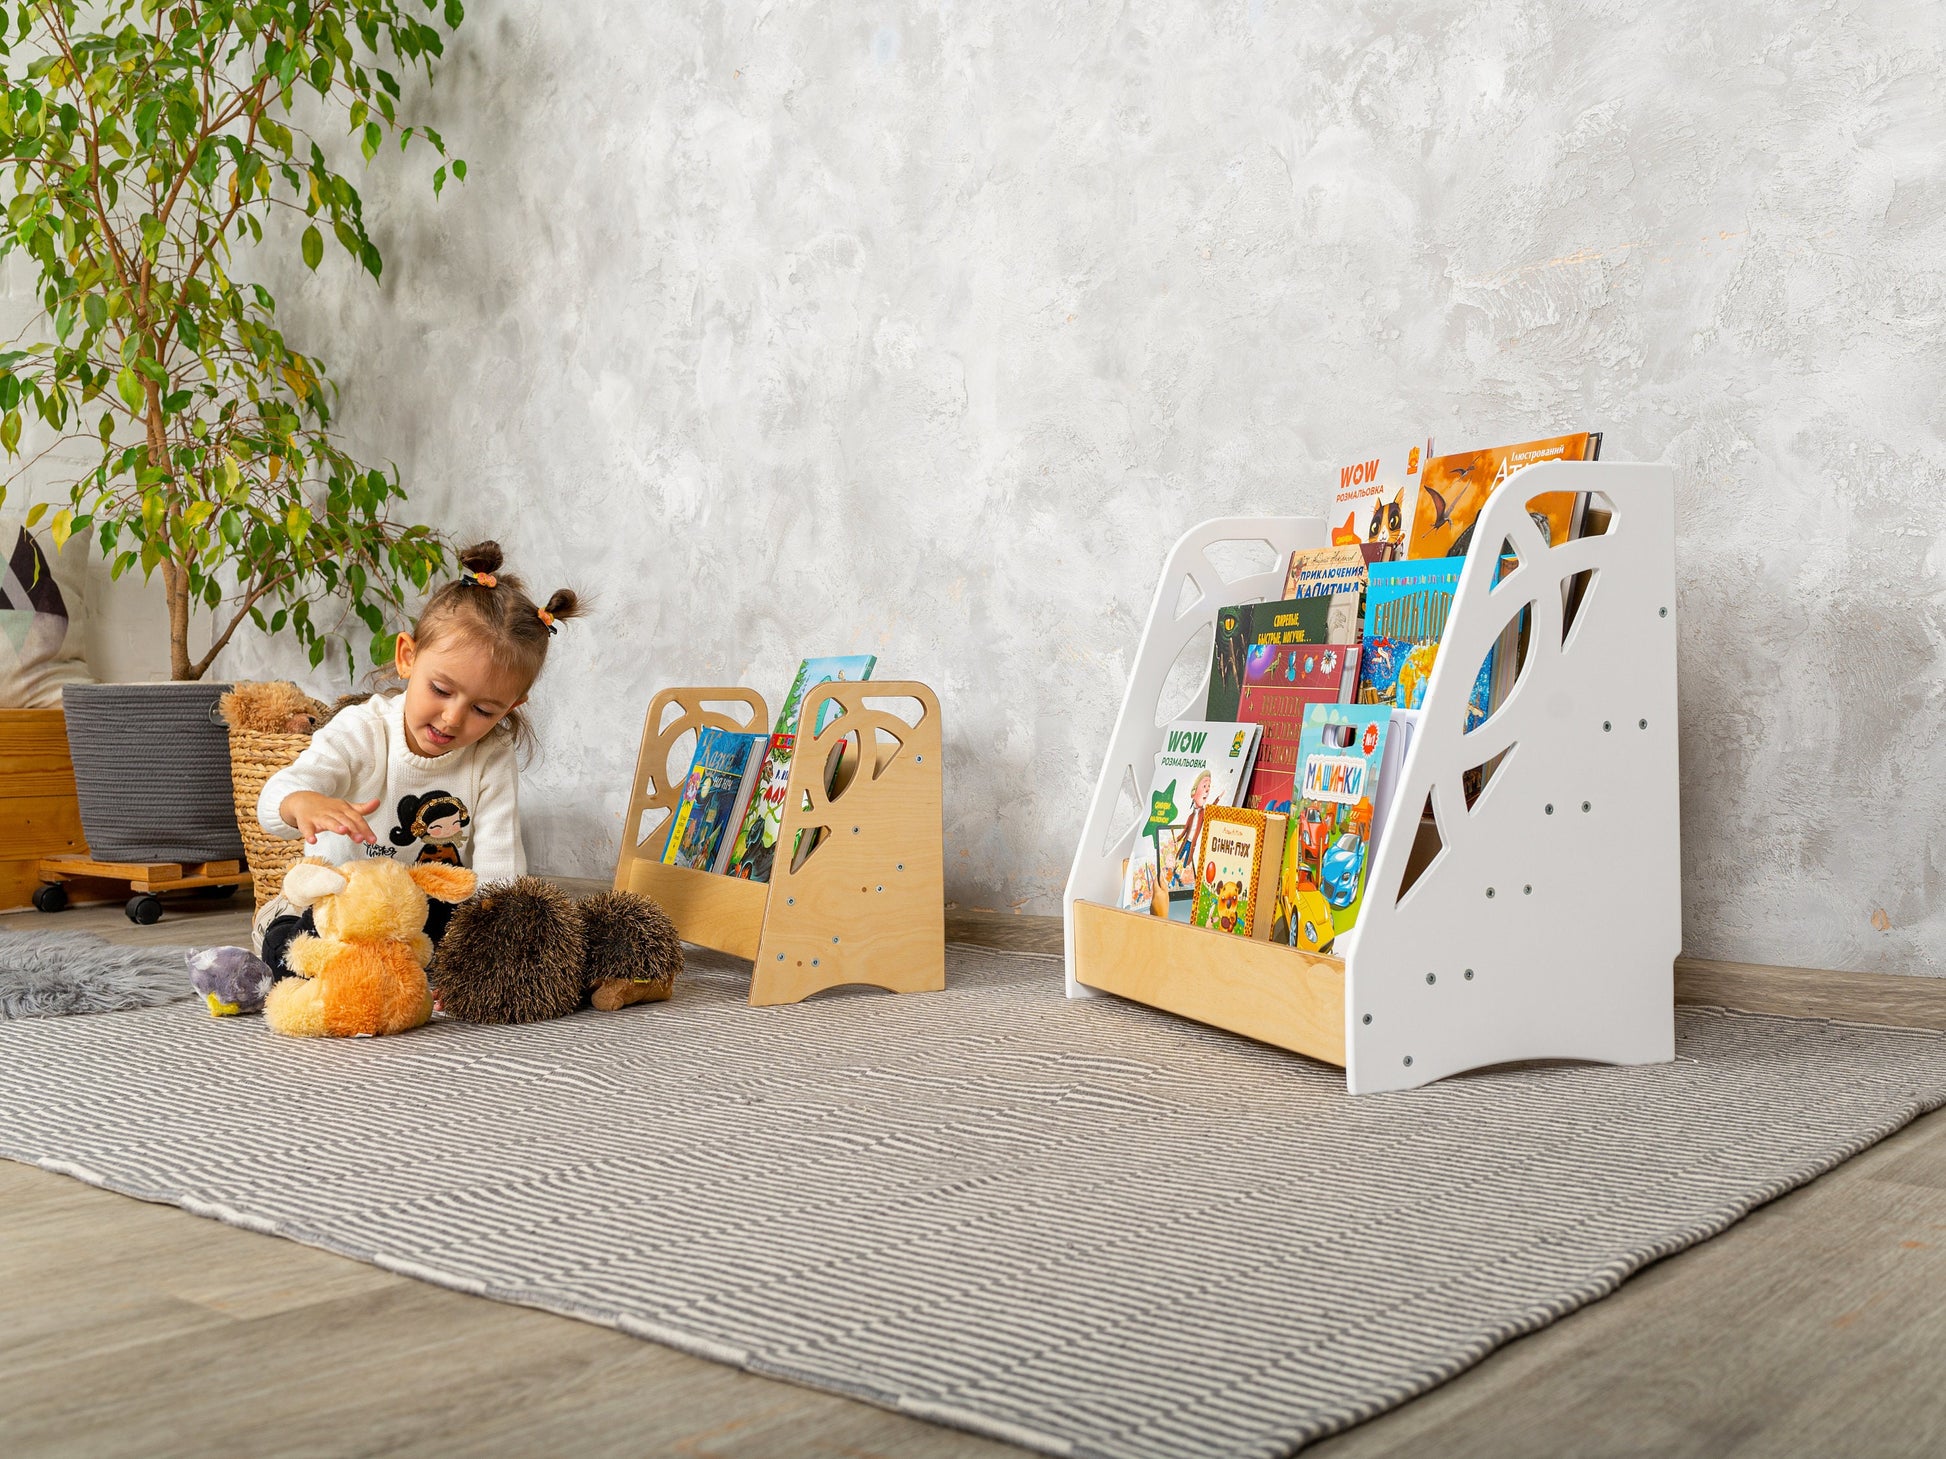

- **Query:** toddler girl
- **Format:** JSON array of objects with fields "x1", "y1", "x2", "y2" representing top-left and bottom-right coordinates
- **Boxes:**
[{"x1": 254, "y1": 542, "x2": 581, "y2": 971}]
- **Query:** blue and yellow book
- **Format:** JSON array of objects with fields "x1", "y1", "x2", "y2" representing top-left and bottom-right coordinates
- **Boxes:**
[{"x1": 663, "y1": 727, "x2": 768, "y2": 871}]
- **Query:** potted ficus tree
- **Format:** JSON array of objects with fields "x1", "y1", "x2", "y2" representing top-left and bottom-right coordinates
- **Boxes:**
[{"x1": 0, "y1": 1, "x2": 466, "y2": 867}]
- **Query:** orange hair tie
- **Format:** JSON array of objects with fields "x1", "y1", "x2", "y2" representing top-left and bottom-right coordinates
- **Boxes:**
[
  {"x1": 537, "y1": 606, "x2": 557, "y2": 635},
  {"x1": 460, "y1": 569, "x2": 498, "y2": 589}
]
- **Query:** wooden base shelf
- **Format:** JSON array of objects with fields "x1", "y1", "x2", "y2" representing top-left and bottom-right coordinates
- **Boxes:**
[{"x1": 1070, "y1": 900, "x2": 1346, "y2": 1066}]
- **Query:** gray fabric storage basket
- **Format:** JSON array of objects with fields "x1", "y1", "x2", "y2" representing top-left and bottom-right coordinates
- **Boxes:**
[{"x1": 60, "y1": 682, "x2": 247, "y2": 864}]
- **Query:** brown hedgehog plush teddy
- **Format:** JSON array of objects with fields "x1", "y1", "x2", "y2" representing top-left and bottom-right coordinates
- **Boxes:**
[{"x1": 431, "y1": 879, "x2": 683, "y2": 1024}]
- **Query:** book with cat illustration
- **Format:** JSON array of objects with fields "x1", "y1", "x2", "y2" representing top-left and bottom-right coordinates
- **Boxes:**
[
  {"x1": 1328, "y1": 440, "x2": 1431, "y2": 561},
  {"x1": 1205, "y1": 596, "x2": 1336, "y2": 723}
]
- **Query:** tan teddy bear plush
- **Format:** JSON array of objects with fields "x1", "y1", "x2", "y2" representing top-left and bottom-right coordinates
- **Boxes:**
[
  {"x1": 264, "y1": 858, "x2": 477, "y2": 1038},
  {"x1": 217, "y1": 680, "x2": 332, "y2": 737}
]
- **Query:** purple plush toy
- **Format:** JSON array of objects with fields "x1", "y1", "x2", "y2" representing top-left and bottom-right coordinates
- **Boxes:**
[{"x1": 187, "y1": 946, "x2": 275, "y2": 1017}]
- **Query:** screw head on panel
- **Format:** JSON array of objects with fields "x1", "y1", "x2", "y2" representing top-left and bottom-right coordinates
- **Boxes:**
[
  {"x1": 1486, "y1": 887, "x2": 1496, "y2": 898},
  {"x1": 1524, "y1": 884, "x2": 1532, "y2": 895},
  {"x1": 1403, "y1": 1056, "x2": 1414, "y2": 1068},
  {"x1": 831, "y1": 936, "x2": 840, "y2": 944},
  {"x1": 1464, "y1": 968, "x2": 1475, "y2": 980},
  {"x1": 786, "y1": 896, "x2": 795, "y2": 905},
  {"x1": 1426, "y1": 973, "x2": 1436, "y2": 985},
  {"x1": 1603, "y1": 720, "x2": 1612, "y2": 732},
  {"x1": 1582, "y1": 801, "x2": 1592, "y2": 812},
  {"x1": 1545, "y1": 803, "x2": 1554, "y2": 815},
  {"x1": 1660, "y1": 606, "x2": 1669, "y2": 618},
  {"x1": 1362, "y1": 1014, "x2": 1373, "y2": 1025},
  {"x1": 776, "y1": 953, "x2": 784, "y2": 961},
  {"x1": 1639, "y1": 718, "x2": 1648, "y2": 729}
]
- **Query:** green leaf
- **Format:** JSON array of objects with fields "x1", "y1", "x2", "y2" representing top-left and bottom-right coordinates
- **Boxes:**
[
  {"x1": 301, "y1": 224, "x2": 322, "y2": 271},
  {"x1": 432, "y1": 164, "x2": 445, "y2": 197},
  {"x1": 0, "y1": 409, "x2": 19, "y2": 454},
  {"x1": 23, "y1": 500, "x2": 45, "y2": 527},
  {"x1": 370, "y1": 630, "x2": 398, "y2": 666},
  {"x1": 49, "y1": 507, "x2": 72, "y2": 550},
  {"x1": 83, "y1": 293, "x2": 106, "y2": 331},
  {"x1": 444, "y1": 1, "x2": 465, "y2": 28},
  {"x1": 0, "y1": 375, "x2": 16, "y2": 411},
  {"x1": 452, "y1": 159, "x2": 467, "y2": 182},
  {"x1": 116, "y1": 367, "x2": 144, "y2": 414},
  {"x1": 361, "y1": 121, "x2": 381, "y2": 162}
]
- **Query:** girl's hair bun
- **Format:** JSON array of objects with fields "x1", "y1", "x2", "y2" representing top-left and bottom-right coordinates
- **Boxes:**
[
  {"x1": 543, "y1": 588, "x2": 584, "y2": 621},
  {"x1": 458, "y1": 540, "x2": 505, "y2": 576}
]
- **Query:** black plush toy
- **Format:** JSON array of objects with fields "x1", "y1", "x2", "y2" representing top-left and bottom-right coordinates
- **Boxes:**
[{"x1": 431, "y1": 879, "x2": 683, "y2": 1024}]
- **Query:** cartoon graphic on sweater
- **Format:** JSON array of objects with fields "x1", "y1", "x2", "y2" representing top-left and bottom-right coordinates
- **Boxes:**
[{"x1": 389, "y1": 790, "x2": 471, "y2": 866}]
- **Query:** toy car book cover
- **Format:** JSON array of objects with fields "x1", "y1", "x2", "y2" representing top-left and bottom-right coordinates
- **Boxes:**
[
  {"x1": 1236, "y1": 641, "x2": 1361, "y2": 814},
  {"x1": 1205, "y1": 596, "x2": 1335, "y2": 722},
  {"x1": 1190, "y1": 806, "x2": 1286, "y2": 940},
  {"x1": 1406, "y1": 432, "x2": 1601, "y2": 560},
  {"x1": 1328, "y1": 440, "x2": 1431, "y2": 561},
  {"x1": 1276, "y1": 705, "x2": 1393, "y2": 955},
  {"x1": 1358, "y1": 560, "x2": 1492, "y2": 729},
  {"x1": 1143, "y1": 719, "x2": 1260, "y2": 921},
  {"x1": 662, "y1": 727, "x2": 768, "y2": 871}
]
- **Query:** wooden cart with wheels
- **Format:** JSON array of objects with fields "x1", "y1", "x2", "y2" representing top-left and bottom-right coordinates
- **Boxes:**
[{"x1": 33, "y1": 856, "x2": 251, "y2": 925}]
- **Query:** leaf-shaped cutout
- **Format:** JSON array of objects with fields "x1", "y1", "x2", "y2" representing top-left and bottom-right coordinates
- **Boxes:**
[
  {"x1": 1561, "y1": 569, "x2": 1597, "y2": 648},
  {"x1": 1396, "y1": 794, "x2": 1444, "y2": 903},
  {"x1": 1461, "y1": 742, "x2": 1515, "y2": 812}
]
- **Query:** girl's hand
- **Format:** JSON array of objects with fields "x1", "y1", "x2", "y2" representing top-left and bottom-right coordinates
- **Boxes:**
[{"x1": 281, "y1": 792, "x2": 383, "y2": 845}]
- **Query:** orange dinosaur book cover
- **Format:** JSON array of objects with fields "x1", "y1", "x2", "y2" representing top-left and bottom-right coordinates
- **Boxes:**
[
  {"x1": 1406, "y1": 432, "x2": 1602, "y2": 559},
  {"x1": 1328, "y1": 440, "x2": 1431, "y2": 559}
]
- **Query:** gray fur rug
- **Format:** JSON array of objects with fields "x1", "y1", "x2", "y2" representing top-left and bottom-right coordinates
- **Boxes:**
[{"x1": 0, "y1": 928, "x2": 193, "y2": 1018}]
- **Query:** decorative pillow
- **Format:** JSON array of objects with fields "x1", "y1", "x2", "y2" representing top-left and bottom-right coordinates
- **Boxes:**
[{"x1": 0, "y1": 508, "x2": 96, "y2": 709}]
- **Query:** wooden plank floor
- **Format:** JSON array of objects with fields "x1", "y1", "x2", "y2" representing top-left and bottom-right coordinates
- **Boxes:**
[{"x1": 3, "y1": 901, "x2": 1945, "y2": 1457}]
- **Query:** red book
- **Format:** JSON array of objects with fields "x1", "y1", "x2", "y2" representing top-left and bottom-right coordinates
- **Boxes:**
[{"x1": 1237, "y1": 642, "x2": 1360, "y2": 813}]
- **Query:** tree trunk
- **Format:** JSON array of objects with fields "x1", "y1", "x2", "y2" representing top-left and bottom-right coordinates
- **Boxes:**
[{"x1": 143, "y1": 376, "x2": 198, "y2": 681}]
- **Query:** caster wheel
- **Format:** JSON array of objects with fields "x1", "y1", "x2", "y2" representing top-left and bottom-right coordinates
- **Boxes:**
[
  {"x1": 32, "y1": 883, "x2": 68, "y2": 913},
  {"x1": 125, "y1": 894, "x2": 164, "y2": 925},
  {"x1": 195, "y1": 884, "x2": 241, "y2": 900}
]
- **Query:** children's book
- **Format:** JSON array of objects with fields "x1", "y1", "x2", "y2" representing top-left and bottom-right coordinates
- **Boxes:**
[
  {"x1": 1205, "y1": 596, "x2": 1336, "y2": 723},
  {"x1": 1279, "y1": 545, "x2": 1364, "y2": 642},
  {"x1": 1406, "y1": 432, "x2": 1602, "y2": 559},
  {"x1": 1236, "y1": 641, "x2": 1361, "y2": 814},
  {"x1": 1328, "y1": 441, "x2": 1432, "y2": 561},
  {"x1": 1120, "y1": 836, "x2": 1164, "y2": 916},
  {"x1": 1358, "y1": 560, "x2": 1492, "y2": 729},
  {"x1": 662, "y1": 728, "x2": 769, "y2": 871},
  {"x1": 1190, "y1": 807, "x2": 1286, "y2": 940},
  {"x1": 722, "y1": 654, "x2": 878, "y2": 882},
  {"x1": 780, "y1": 654, "x2": 878, "y2": 736},
  {"x1": 1276, "y1": 705, "x2": 1393, "y2": 955},
  {"x1": 1126, "y1": 720, "x2": 1261, "y2": 922}
]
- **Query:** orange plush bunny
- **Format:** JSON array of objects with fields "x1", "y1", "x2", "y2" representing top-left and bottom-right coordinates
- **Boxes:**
[{"x1": 264, "y1": 858, "x2": 477, "y2": 1038}]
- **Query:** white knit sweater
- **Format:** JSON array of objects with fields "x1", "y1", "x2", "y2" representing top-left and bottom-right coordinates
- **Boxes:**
[{"x1": 256, "y1": 692, "x2": 525, "y2": 882}]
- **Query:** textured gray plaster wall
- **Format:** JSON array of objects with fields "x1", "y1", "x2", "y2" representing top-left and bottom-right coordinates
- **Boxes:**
[{"x1": 206, "y1": 3, "x2": 1946, "y2": 971}]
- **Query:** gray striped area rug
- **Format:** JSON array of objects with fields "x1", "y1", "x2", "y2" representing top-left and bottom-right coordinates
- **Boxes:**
[{"x1": 2, "y1": 946, "x2": 1943, "y2": 1459}]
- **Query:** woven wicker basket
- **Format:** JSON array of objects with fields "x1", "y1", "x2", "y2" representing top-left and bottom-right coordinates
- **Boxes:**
[{"x1": 227, "y1": 726, "x2": 311, "y2": 911}]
